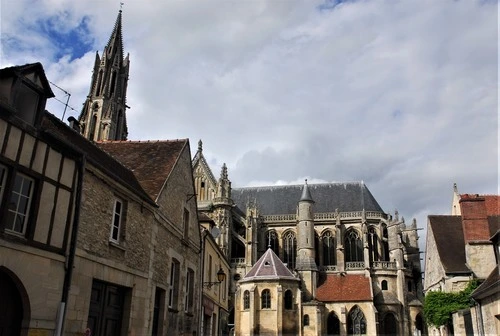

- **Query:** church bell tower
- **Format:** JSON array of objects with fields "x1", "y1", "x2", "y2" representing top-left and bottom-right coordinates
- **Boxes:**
[{"x1": 78, "y1": 9, "x2": 129, "y2": 141}]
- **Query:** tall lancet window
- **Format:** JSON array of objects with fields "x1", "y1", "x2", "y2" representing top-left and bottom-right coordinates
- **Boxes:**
[
  {"x1": 115, "y1": 109, "x2": 123, "y2": 140},
  {"x1": 96, "y1": 70, "x2": 103, "y2": 96},
  {"x1": 282, "y1": 231, "x2": 296, "y2": 270},
  {"x1": 314, "y1": 233, "x2": 320, "y2": 266},
  {"x1": 89, "y1": 114, "x2": 97, "y2": 141},
  {"x1": 110, "y1": 71, "x2": 117, "y2": 97},
  {"x1": 348, "y1": 306, "x2": 367, "y2": 335},
  {"x1": 322, "y1": 230, "x2": 336, "y2": 266},
  {"x1": 367, "y1": 227, "x2": 379, "y2": 264},
  {"x1": 266, "y1": 230, "x2": 279, "y2": 256},
  {"x1": 345, "y1": 229, "x2": 363, "y2": 262},
  {"x1": 382, "y1": 224, "x2": 390, "y2": 261}
]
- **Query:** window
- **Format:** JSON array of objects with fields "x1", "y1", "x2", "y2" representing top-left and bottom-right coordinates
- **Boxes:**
[
  {"x1": 283, "y1": 231, "x2": 296, "y2": 269},
  {"x1": 408, "y1": 280, "x2": 412, "y2": 292},
  {"x1": 243, "y1": 290, "x2": 250, "y2": 310},
  {"x1": 381, "y1": 280, "x2": 388, "y2": 291},
  {"x1": 303, "y1": 315, "x2": 310, "y2": 326},
  {"x1": 266, "y1": 230, "x2": 279, "y2": 255},
  {"x1": 185, "y1": 268, "x2": 194, "y2": 313},
  {"x1": 322, "y1": 231, "x2": 336, "y2": 266},
  {"x1": 284, "y1": 290, "x2": 293, "y2": 310},
  {"x1": 168, "y1": 259, "x2": 180, "y2": 309},
  {"x1": 382, "y1": 224, "x2": 390, "y2": 261},
  {"x1": 5, "y1": 173, "x2": 34, "y2": 235},
  {"x1": 348, "y1": 306, "x2": 366, "y2": 335},
  {"x1": 110, "y1": 199, "x2": 124, "y2": 243},
  {"x1": 15, "y1": 82, "x2": 40, "y2": 124},
  {"x1": 261, "y1": 289, "x2": 271, "y2": 309},
  {"x1": 345, "y1": 230, "x2": 363, "y2": 262}
]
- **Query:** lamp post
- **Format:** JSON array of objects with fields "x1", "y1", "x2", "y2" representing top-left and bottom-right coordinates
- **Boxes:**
[{"x1": 203, "y1": 267, "x2": 226, "y2": 289}]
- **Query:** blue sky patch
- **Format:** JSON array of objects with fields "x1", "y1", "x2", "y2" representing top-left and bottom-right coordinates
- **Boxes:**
[{"x1": 40, "y1": 14, "x2": 94, "y2": 61}]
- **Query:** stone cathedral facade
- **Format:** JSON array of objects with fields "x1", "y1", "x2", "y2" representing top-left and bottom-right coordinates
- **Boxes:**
[{"x1": 193, "y1": 142, "x2": 425, "y2": 336}]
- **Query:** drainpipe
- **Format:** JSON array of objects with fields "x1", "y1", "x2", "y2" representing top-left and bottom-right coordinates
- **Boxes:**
[
  {"x1": 55, "y1": 155, "x2": 85, "y2": 336},
  {"x1": 472, "y1": 298, "x2": 484, "y2": 336}
]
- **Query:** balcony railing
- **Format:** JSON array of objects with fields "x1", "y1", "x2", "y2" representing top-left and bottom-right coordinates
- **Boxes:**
[
  {"x1": 371, "y1": 261, "x2": 397, "y2": 270},
  {"x1": 262, "y1": 211, "x2": 386, "y2": 223},
  {"x1": 230, "y1": 258, "x2": 246, "y2": 266},
  {"x1": 345, "y1": 262, "x2": 365, "y2": 270},
  {"x1": 319, "y1": 265, "x2": 338, "y2": 272}
]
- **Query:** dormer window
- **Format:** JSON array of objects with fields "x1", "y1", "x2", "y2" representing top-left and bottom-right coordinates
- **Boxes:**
[
  {"x1": 15, "y1": 82, "x2": 40, "y2": 124},
  {"x1": 264, "y1": 261, "x2": 271, "y2": 266}
]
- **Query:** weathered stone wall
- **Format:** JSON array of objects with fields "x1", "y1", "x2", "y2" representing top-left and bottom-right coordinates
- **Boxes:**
[
  {"x1": 77, "y1": 167, "x2": 152, "y2": 272},
  {"x1": 423, "y1": 223, "x2": 446, "y2": 292}
]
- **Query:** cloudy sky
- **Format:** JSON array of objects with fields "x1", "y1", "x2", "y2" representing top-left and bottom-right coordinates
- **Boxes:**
[{"x1": 1, "y1": 0, "x2": 497, "y2": 246}]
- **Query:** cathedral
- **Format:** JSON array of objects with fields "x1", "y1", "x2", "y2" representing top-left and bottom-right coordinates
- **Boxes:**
[
  {"x1": 73, "y1": 8, "x2": 425, "y2": 335},
  {"x1": 193, "y1": 142, "x2": 425, "y2": 336}
]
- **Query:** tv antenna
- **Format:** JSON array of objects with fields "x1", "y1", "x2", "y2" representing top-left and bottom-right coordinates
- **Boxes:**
[{"x1": 48, "y1": 80, "x2": 78, "y2": 121}]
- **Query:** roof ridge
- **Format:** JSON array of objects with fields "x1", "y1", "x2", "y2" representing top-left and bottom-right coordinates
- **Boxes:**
[
  {"x1": 233, "y1": 181, "x2": 366, "y2": 190},
  {"x1": 98, "y1": 139, "x2": 188, "y2": 144}
]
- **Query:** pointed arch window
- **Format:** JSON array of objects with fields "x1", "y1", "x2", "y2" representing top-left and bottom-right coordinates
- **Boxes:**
[
  {"x1": 110, "y1": 71, "x2": 117, "y2": 97},
  {"x1": 261, "y1": 289, "x2": 271, "y2": 309},
  {"x1": 327, "y1": 311, "x2": 341, "y2": 335},
  {"x1": 345, "y1": 230, "x2": 363, "y2": 262},
  {"x1": 382, "y1": 224, "x2": 390, "y2": 261},
  {"x1": 284, "y1": 290, "x2": 293, "y2": 310},
  {"x1": 96, "y1": 70, "x2": 103, "y2": 96},
  {"x1": 243, "y1": 290, "x2": 250, "y2": 310},
  {"x1": 115, "y1": 109, "x2": 123, "y2": 140},
  {"x1": 348, "y1": 306, "x2": 367, "y2": 335},
  {"x1": 314, "y1": 232, "x2": 320, "y2": 266},
  {"x1": 368, "y1": 226, "x2": 379, "y2": 264},
  {"x1": 266, "y1": 230, "x2": 279, "y2": 256},
  {"x1": 322, "y1": 230, "x2": 337, "y2": 266},
  {"x1": 89, "y1": 114, "x2": 98, "y2": 141},
  {"x1": 282, "y1": 231, "x2": 296, "y2": 270}
]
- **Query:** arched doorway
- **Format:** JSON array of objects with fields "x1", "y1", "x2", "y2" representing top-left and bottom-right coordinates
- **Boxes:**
[
  {"x1": 327, "y1": 311, "x2": 340, "y2": 335},
  {"x1": 382, "y1": 312, "x2": 397, "y2": 335},
  {"x1": 0, "y1": 267, "x2": 29, "y2": 336},
  {"x1": 415, "y1": 313, "x2": 425, "y2": 336}
]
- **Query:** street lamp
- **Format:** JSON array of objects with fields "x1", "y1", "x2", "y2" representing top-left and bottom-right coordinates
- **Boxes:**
[{"x1": 203, "y1": 267, "x2": 226, "y2": 289}]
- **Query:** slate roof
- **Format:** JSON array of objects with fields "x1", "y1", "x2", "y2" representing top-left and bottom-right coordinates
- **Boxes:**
[
  {"x1": 428, "y1": 215, "x2": 469, "y2": 274},
  {"x1": 40, "y1": 112, "x2": 155, "y2": 206},
  {"x1": 316, "y1": 274, "x2": 372, "y2": 302},
  {"x1": 97, "y1": 140, "x2": 187, "y2": 201},
  {"x1": 232, "y1": 182, "x2": 383, "y2": 215},
  {"x1": 241, "y1": 248, "x2": 299, "y2": 282}
]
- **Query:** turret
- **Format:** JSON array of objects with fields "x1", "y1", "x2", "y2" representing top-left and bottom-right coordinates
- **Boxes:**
[{"x1": 296, "y1": 180, "x2": 318, "y2": 301}]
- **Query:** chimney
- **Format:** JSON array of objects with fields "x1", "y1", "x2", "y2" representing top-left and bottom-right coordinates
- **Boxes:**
[
  {"x1": 460, "y1": 194, "x2": 490, "y2": 243},
  {"x1": 67, "y1": 116, "x2": 81, "y2": 133}
]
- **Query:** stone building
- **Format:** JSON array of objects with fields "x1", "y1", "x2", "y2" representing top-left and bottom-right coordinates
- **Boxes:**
[
  {"x1": 424, "y1": 184, "x2": 499, "y2": 335},
  {"x1": 192, "y1": 142, "x2": 425, "y2": 335},
  {"x1": 0, "y1": 63, "x2": 82, "y2": 335},
  {"x1": 200, "y1": 226, "x2": 231, "y2": 336}
]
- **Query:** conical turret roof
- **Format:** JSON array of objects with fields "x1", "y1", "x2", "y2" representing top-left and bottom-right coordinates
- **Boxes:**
[
  {"x1": 300, "y1": 179, "x2": 314, "y2": 202},
  {"x1": 240, "y1": 248, "x2": 299, "y2": 282}
]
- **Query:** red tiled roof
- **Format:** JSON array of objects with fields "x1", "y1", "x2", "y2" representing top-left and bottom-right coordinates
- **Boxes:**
[
  {"x1": 316, "y1": 274, "x2": 372, "y2": 302},
  {"x1": 98, "y1": 140, "x2": 187, "y2": 201},
  {"x1": 460, "y1": 195, "x2": 493, "y2": 242},
  {"x1": 41, "y1": 113, "x2": 155, "y2": 206}
]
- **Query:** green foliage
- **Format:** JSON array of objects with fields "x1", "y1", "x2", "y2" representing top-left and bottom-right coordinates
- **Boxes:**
[{"x1": 423, "y1": 280, "x2": 479, "y2": 327}]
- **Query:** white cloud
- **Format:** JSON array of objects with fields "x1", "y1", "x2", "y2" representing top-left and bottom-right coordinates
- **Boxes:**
[{"x1": 1, "y1": 0, "x2": 497, "y2": 248}]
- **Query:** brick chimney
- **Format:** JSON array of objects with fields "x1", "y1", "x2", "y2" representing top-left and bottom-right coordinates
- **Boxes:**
[{"x1": 460, "y1": 194, "x2": 490, "y2": 243}]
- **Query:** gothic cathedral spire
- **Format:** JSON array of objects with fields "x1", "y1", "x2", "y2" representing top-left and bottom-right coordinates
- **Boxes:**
[{"x1": 78, "y1": 9, "x2": 129, "y2": 141}]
